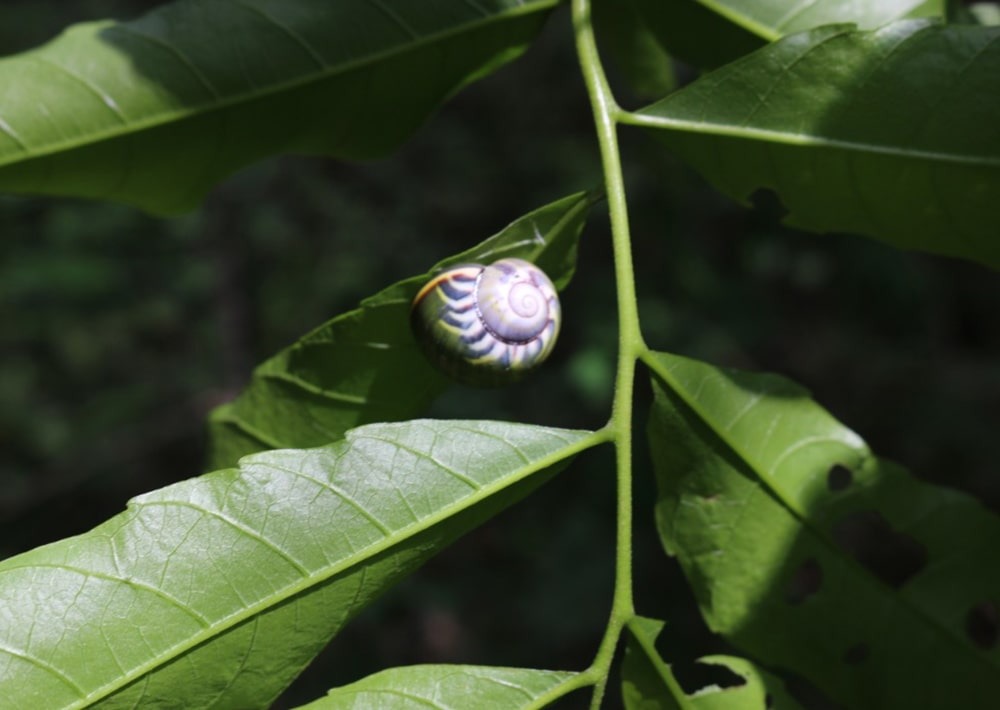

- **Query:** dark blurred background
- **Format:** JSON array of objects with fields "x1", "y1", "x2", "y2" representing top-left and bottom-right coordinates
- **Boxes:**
[{"x1": 1, "y1": 2, "x2": 997, "y2": 707}]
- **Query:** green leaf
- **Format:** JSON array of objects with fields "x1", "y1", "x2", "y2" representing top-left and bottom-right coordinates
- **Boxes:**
[
  {"x1": 293, "y1": 665, "x2": 580, "y2": 709},
  {"x1": 621, "y1": 616, "x2": 799, "y2": 710},
  {"x1": 0, "y1": 420, "x2": 600, "y2": 708},
  {"x1": 207, "y1": 191, "x2": 596, "y2": 470},
  {"x1": 0, "y1": 0, "x2": 556, "y2": 214},
  {"x1": 645, "y1": 350, "x2": 1000, "y2": 709},
  {"x1": 628, "y1": 0, "x2": 942, "y2": 69},
  {"x1": 628, "y1": 22, "x2": 1000, "y2": 269}
]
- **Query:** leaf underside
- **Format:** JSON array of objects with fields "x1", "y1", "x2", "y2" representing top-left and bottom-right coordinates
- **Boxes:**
[
  {"x1": 0, "y1": 0, "x2": 556, "y2": 214},
  {"x1": 646, "y1": 350, "x2": 1000, "y2": 709},
  {"x1": 294, "y1": 665, "x2": 579, "y2": 709},
  {"x1": 0, "y1": 420, "x2": 596, "y2": 709},
  {"x1": 632, "y1": 21, "x2": 1000, "y2": 269},
  {"x1": 207, "y1": 191, "x2": 595, "y2": 470}
]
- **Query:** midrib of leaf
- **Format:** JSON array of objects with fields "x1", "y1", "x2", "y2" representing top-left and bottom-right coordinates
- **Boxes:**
[
  {"x1": 622, "y1": 111, "x2": 1000, "y2": 169},
  {"x1": 625, "y1": 22, "x2": 1000, "y2": 170},
  {"x1": 642, "y1": 352, "x2": 1000, "y2": 678},
  {"x1": 0, "y1": 0, "x2": 558, "y2": 167},
  {"x1": 64, "y1": 426, "x2": 605, "y2": 708}
]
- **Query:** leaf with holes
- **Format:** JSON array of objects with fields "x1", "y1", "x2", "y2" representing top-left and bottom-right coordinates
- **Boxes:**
[
  {"x1": 0, "y1": 420, "x2": 601, "y2": 708},
  {"x1": 621, "y1": 616, "x2": 800, "y2": 709},
  {"x1": 627, "y1": 0, "x2": 942, "y2": 67},
  {"x1": 0, "y1": 0, "x2": 557, "y2": 214},
  {"x1": 292, "y1": 665, "x2": 580, "y2": 708},
  {"x1": 627, "y1": 21, "x2": 1000, "y2": 269},
  {"x1": 645, "y1": 350, "x2": 1000, "y2": 709},
  {"x1": 207, "y1": 191, "x2": 596, "y2": 469}
]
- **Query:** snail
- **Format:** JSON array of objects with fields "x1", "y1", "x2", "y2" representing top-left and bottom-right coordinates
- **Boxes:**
[{"x1": 410, "y1": 258, "x2": 561, "y2": 386}]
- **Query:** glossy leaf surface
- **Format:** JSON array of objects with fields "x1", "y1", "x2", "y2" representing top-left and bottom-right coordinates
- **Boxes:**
[
  {"x1": 207, "y1": 191, "x2": 595, "y2": 469},
  {"x1": 630, "y1": 22, "x2": 1000, "y2": 268},
  {"x1": 0, "y1": 420, "x2": 598, "y2": 708},
  {"x1": 646, "y1": 350, "x2": 1000, "y2": 709},
  {"x1": 0, "y1": 0, "x2": 555, "y2": 214},
  {"x1": 621, "y1": 616, "x2": 800, "y2": 710},
  {"x1": 294, "y1": 665, "x2": 579, "y2": 709}
]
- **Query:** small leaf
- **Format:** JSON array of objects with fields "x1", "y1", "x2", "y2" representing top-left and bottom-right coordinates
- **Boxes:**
[
  {"x1": 645, "y1": 350, "x2": 1000, "y2": 708},
  {"x1": 621, "y1": 616, "x2": 799, "y2": 710},
  {"x1": 0, "y1": 0, "x2": 557, "y2": 214},
  {"x1": 0, "y1": 420, "x2": 601, "y2": 708},
  {"x1": 293, "y1": 665, "x2": 580, "y2": 709},
  {"x1": 628, "y1": 21, "x2": 1000, "y2": 269},
  {"x1": 207, "y1": 191, "x2": 597, "y2": 469}
]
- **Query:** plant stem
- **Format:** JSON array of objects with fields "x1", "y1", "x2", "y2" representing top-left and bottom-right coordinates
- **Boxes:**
[{"x1": 572, "y1": 0, "x2": 647, "y2": 706}]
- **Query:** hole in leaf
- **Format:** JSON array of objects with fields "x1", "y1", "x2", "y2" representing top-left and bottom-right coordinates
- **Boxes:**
[
  {"x1": 966, "y1": 601, "x2": 998, "y2": 650},
  {"x1": 832, "y1": 511, "x2": 927, "y2": 588},
  {"x1": 672, "y1": 658, "x2": 746, "y2": 695},
  {"x1": 842, "y1": 643, "x2": 869, "y2": 665},
  {"x1": 827, "y1": 464, "x2": 853, "y2": 492},
  {"x1": 785, "y1": 558, "x2": 823, "y2": 605}
]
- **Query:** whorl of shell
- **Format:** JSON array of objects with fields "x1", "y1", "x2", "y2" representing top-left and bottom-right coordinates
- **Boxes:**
[{"x1": 410, "y1": 258, "x2": 561, "y2": 386}]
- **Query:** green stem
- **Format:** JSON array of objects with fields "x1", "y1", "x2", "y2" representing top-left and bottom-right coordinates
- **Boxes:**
[{"x1": 572, "y1": 0, "x2": 647, "y2": 706}]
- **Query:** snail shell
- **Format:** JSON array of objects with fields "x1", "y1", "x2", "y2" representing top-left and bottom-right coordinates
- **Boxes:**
[{"x1": 410, "y1": 258, "x2": 561, "y2": 386}]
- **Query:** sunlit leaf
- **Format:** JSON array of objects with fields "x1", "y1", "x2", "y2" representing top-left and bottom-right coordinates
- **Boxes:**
[
  {"x1": 645, "y1": 350, "x2": 1000, "y2": 708},
  {"x1": 0, "y1": 420, "x2": 600, "y2": 708}
]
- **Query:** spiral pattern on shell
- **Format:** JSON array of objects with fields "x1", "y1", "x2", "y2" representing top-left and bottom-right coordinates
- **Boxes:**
[{"x1": 410, "y1": 258, "x2": 561, "y2": 386}]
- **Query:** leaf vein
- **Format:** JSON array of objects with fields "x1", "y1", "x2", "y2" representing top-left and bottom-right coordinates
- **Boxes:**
[
  {"x1": 0, "y1": 563, "x2": 210, "y2": 627},
  {"x1": 355, "y1": 432, "x2": 482, "y2": 490},
  {"x1": 258, "y1": 460, "x2": 393, "y2": 536},
  {"x1": 0, "y1": 641, "x2": 85, "y2": 697},
  {"x1": 229, "y1": 0, "x2": 328, "y2": 69},
  {"x1": 25, "y1": 56, "x2": 128, "y2": 123},
  {"x1": 136, "y1": 499, "x2": 310, "y2": 575}
]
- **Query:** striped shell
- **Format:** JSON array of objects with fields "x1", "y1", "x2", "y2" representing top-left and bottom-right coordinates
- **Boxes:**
[{"x1": 410, "y1": 258, "x2": 561, "y2": 386}]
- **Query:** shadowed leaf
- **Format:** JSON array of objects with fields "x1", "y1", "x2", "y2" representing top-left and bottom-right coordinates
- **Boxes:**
[
  {"x1": 0, "y1": 0, "x2": 557, "y2": 214},
  {"x1": 628, "y1": 22, "x2": 1000, "y2": 268}
]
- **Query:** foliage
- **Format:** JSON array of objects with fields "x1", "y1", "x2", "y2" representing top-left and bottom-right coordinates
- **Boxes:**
[{"x1": 0, "y1": 0, "x2": 998, "y2": 708}]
